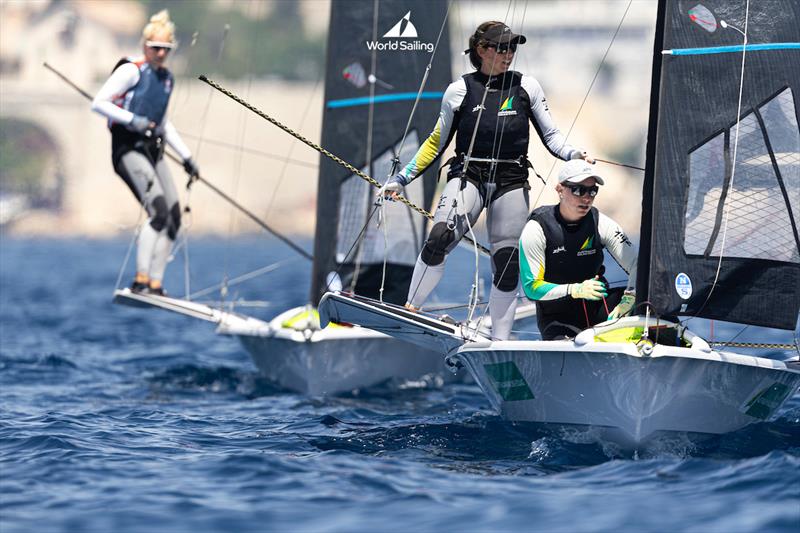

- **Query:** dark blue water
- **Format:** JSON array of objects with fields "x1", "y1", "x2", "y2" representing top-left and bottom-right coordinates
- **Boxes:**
[{"x1": 2, "y1": 237, "x2": 799, "y2": 532}]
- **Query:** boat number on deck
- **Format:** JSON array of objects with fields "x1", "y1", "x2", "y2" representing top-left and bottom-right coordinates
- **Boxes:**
[
  {"x1": 675, "y1": 272, "x2": 692, "y2": 300},
  {"x1": 483, "y1": 361, "x2": 534, "y2": 401}
]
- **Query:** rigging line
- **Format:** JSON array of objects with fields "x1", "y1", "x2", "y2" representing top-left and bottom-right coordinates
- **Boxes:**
[
  {"x1": 478, "y1": 1, "x2": 531, "y2": 325},
  {"x1": 486, "y1": 0, "x2": 519, "y2": 177},
  {"x1": 691, "y1": 1, "x2": 751, "y2": 321},
  {"x1": 394, "y1": 0, "x2": 453, "y2": 159},
  {"x1": 531, "y1": 0, "x2": 634, "y2": 209},
  {"x1": 377, "y1": 0, "x2": 453, "y2": 302},
  {"x1": 323, "y1": 205, "x2": 382, "y2": 295},
  {"x1": 199, "y1": 74, "x2": 492, "y2": 256},
  {"x1": 222, "y1": 16, "x2": 258, "y2": 304},
  {"x1": 595, "y1": 158, "x2": 645, "y2": 171},
  {"x1": 710, "y1": 341, "x2": 799, "y2": 351},
  {"x1": 350, "y1": 0, "x2": 382, "y2": 295},
  {"x1": 181, "y1": 23, "x2": 231, "y2": 299},
  {"x1": 261, "y1": 74, "x2": 323, "y2": 219},
  {"x1": 187, "y1": 258, "x2": 296, "y2": 300},
  {"x1": 191, "y1": 175, "x2": 312, "y2": 260},
  {"x1": 191, "y1": 23, "x2": 231, "y2": 164},
  {"x1": 465, "y1": 0, "x2": 518, "y2": 324},
  {"x1": 176, "y1": 132, "x2": 318, "y2": 169},
  {"x1": 459, "y1": 9, "x2": 508, "y2": 322},
  {"x1": 41, "y1": 61, "x2": 310, "y2": 261}
]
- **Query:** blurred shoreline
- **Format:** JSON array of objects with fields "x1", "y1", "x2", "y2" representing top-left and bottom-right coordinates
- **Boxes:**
[{"x1": 1, "y1": 0, "x2": 654, "y2": 239}]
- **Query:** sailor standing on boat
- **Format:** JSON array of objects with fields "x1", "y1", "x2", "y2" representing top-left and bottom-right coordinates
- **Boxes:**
[
  {"x1": 91, "y1": 10, "x2": 198, "y2": 296},
  {"x1": 519, "y1": 160, "x2": 638, "y2": 340},
  {"x1": 383, "y1": 21, "x2": 593, "y2": 340}
]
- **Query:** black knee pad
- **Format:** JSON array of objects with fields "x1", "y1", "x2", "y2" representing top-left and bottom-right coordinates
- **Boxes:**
[
  {"x1": 492, "y1": 247, "x2": 519, "y2": 291},
  {"x1": 421, "y1": 222, "x2": 456, "y2": 266},
  {"x1": 149, "y1": 196, "x2": 169, "y2": 232},
  {"x1": 167, "y1": 203, "x2": 182, "y2": 240}
]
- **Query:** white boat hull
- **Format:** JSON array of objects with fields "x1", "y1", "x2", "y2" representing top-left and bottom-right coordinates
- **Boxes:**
[
  {"x1": 218, "y1": 306, "x2": 457, "y2": 395},
  {"x1": 455, "y1": 325, "x2": 800, "y2": 448}
]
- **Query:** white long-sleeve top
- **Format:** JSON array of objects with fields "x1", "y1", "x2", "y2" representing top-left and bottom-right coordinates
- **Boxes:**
[{"x1": 91, "y1": 61, "x2": 192, "y2": 161}]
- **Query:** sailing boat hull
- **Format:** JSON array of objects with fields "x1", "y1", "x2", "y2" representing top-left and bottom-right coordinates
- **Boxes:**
[
  {"x1": 455, "y1": 337, "x2": 800, "y2": 449},
  {"x1": 218, "y1": 306, "x2": 458, "y2": 395}
]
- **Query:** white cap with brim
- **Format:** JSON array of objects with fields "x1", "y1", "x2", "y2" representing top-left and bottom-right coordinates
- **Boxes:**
[{"x1": 558, "y1": 159, "x2": 605, "y2": 186}]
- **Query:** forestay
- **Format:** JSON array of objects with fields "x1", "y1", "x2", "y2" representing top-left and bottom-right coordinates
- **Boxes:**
[{"x1": 638, "y1": 0, "x2": 800, "y2": 329}]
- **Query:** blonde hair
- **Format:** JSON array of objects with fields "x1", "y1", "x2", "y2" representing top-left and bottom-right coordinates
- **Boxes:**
[{"x1": 142, "y1": 9, "x2": 176, "y2": 44}]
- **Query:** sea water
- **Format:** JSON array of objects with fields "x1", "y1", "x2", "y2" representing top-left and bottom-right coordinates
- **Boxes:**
[{"x1": 1, "y1": 237, "x2": 798, "y2": 532}]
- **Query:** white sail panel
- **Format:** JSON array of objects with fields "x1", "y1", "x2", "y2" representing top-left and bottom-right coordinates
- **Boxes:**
[{"x1": 336, "y1": 131, "x2": 425, "y2": 266}]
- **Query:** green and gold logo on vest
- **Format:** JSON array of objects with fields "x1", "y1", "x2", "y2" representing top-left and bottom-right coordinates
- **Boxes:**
[
  {"x1": 498, "y1": 96, "x2": 517, "y2": 117},
  {"x1": 483, "y1": 361, "x2": 534, "y2": 401},
  {"x1": 577, "y1": 235, "x2": 596, "y2": 256}
]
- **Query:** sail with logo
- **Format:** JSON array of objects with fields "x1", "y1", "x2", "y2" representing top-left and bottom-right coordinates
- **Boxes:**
[
  {"x1": 320, "y1": 0, "x2": 800, "y2": 448},
  {"x1": 310, "y1": 0, "x2": 451, "y2": 306}
]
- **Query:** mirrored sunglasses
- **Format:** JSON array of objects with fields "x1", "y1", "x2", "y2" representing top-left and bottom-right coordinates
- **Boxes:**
[{"x1": 568, "y1": 184, "x2": 599, "y2": 198}]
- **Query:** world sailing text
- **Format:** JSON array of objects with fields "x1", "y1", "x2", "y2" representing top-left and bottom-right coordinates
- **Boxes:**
[{"x1": 366, "y1": 40, "x2": 434, "y2": 53}]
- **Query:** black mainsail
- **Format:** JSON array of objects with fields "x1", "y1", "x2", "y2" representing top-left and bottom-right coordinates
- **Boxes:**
[
  {"x1": 310, "y1": 0, "x2": 451, "y2": 306},
  {"x1": 638, "y1": 0, "x2": 800, "y2": 330}
]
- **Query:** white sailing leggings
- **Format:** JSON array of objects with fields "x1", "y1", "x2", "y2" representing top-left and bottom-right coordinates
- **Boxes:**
[
  {"x1": 407, "y1": 178, "x2": 529, "y2": 340},
  {"x1": 116, "y1": 151, "x2": 181, "y2": 283}
]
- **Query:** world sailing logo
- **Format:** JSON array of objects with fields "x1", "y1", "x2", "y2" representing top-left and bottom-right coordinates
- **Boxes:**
[
  {"x1": 498, "y1": 96, "x2": 516, "y2": 117},
  {"x1": 367, "y1": 11, "x2": 434, "y2": 53},
  {"x1": 383, "y1": 11, "x2": 417, "y2": 38}
]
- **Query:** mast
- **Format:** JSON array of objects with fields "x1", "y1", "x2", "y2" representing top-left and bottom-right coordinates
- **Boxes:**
[{"x1": 635, "y1": 0, "x2": 668, "y2": 308}]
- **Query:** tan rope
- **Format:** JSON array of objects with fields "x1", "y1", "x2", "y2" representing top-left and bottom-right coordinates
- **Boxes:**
[
  {"x1": 710, "y1": 341, "x2": 796, "y2": 350},
  {"x1": 198, "y1": 74, "x2": 491, "y2": 256}
]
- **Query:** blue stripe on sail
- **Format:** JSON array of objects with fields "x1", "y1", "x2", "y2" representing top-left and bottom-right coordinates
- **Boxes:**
[
  {"x1": 665, "y1": 43, "x2": 800, "y2": 56},
  {"x1": 327, "y1": 92, "x2": 444, "y2": 109}
]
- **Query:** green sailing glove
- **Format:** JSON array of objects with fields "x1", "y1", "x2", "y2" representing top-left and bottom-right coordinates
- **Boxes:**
[
  {"x1": 569, "y1": 278, "x2": 607, "y2": 301},
  {"x1": 608, "y1": 290, "x2": 636, "y2": 320}
]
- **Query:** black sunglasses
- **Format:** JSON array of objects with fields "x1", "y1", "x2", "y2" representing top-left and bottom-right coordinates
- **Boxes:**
[
  {"x1": 149, "y1": 45, "x2": 172, "y2": 52},
  {"x1": 568, "y1": 184, "x2": 599, "y2": 198},
  {"x1": 486, "y1": 42, "x2": 517, "y2": 54}
]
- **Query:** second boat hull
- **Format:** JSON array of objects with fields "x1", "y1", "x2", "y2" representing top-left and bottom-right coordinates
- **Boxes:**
[{"x1": 456, "y1": 339, "x2": 800, "y2": 449}]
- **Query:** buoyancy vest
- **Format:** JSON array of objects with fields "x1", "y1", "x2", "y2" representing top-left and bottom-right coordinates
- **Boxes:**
[
  {"x1": 110, "y1": 58, "x2": 173, "y2": 164},
  {"x1": 530, "y1": 205, "x2": 605, "y2": 318},
  {"x1": 454, "y1": 71, "x2": 531, "y2": 159}
]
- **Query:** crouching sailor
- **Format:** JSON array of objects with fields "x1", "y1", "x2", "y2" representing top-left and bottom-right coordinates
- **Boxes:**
[
  {"x1": 519, "y1": 160, "x2": 638, "y2": 340},
  {"x1": 91, "y1": 9, "x2": 198, "y2": 296}
]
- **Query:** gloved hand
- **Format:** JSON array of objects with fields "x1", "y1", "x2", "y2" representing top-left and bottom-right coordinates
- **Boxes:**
[
  {"x1": 569, "y1": 278, "x2": 607, "y2": 301},
  {"x1": 129, "y1": 115, "x2": 153, "y2": 135},
  {"x1": 380, "y1": 174, "x2": 407, "y2": 200},
  {"x1": 608, "y1": 290, "x2": 635, "y2": 320},
  {"x1": 570, "y1": 150, "x2": 595, "y2": 164},
  {"x1": 183, "y1": 158, "x2": 200, "y2": 183}
]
